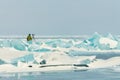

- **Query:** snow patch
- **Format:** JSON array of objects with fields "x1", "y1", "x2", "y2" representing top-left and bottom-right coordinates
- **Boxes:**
[{"x1": 99, "y1": 37, "x2": 118, "y2": 48}]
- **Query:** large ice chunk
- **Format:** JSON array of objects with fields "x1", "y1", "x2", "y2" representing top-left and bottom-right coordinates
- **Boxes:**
[
  {"x1": 99, "y1": 37, "x2": 118, "y2": 48},
  {"x1": 11, "y1": 54, "x2": 34, "y2": 63},
  {"x1": 11, "y1": 40, "x2": 26, "y2": 51},
  {"x1": 76, "y1": 32, "x2": 120, "y2": 50},
  {"x1": 45, "y1": 39, "x2": 73, "y2": 48}
]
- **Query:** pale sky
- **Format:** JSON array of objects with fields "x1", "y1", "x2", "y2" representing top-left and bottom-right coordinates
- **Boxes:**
[{"x1": 0, "y1": 0, "x2": 119, "y2": 35}]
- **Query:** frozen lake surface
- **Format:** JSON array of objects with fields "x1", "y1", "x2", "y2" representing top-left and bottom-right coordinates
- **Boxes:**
[{"x1": 0, "y1": 67, "x2": 120, "y2": 80}]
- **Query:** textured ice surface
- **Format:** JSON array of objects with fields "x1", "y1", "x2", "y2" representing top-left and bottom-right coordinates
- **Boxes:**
[
  {"x1": 0, "y1": 33, "x2": 120, "y2": 52},
  {"x1": 0, "y1": 33, "x2": 120, "y2": 72}
]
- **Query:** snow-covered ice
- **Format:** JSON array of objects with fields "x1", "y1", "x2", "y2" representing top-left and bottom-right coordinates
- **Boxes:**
[{"x1": 0, "y1": 33, "x2": 120, "y2": 73}]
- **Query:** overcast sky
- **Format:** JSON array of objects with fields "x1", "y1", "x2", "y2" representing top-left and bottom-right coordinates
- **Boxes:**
[{"x1": 0, "y1": 0, "x2": 119, "y2": 35}]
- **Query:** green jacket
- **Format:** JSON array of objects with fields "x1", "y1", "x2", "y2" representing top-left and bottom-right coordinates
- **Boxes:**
[{"x1": 27, "y1": 35, "x2": 32, "y2": 41}]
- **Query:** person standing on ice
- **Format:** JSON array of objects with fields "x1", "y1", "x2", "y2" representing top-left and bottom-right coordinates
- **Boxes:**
[
  {"x1": 27, "y1": 34, "x2": 32, "y2": 43},
  {"x1": 32, "y1": 34, "x2": 35, "y2": 41}
]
